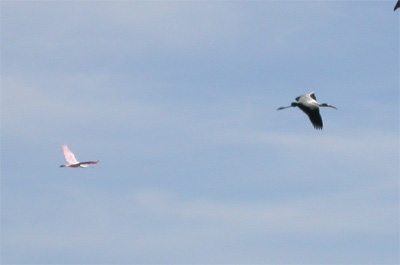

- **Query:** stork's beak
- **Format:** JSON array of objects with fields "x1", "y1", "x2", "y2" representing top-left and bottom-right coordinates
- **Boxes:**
[
  {"x1": 277, "y1": 106, "x2": 291, "y2": 111},
  {"x1": 327, "y1": 104, "x2": 338, "y2": 110},
  {"x1": 321, "y1": 103, "x2": 338, "y2": 110}
]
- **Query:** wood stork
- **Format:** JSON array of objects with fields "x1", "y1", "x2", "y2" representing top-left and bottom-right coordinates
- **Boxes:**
[
  {"x1": 395, "y1": 0, "x2": 400, "y2": 11},
  {"x1": 277, "y1": 92, "x2": 337, "y2": 130},
  {"x1": 60, "y1": 145, "x2": 98, "y2": 168}
]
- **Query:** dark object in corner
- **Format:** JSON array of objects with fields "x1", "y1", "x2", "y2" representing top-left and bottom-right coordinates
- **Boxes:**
[{"x1": 395, "y1": 0, "x2": 400, "y2": 11}]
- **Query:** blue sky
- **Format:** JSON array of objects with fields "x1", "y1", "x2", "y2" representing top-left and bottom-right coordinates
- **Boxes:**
[{"x1": 1, "y1": 1, "x2": 399, "y2": 264}]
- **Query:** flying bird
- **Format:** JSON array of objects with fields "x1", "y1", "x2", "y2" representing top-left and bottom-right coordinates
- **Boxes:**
[
  {"x1": 395, "y1": 0, "x2": 400, "y2": 11},
  {"x1": 277, "y1": 92, "x2": 337, "y2": 130},
  {"x1": 60, "y1": 145, "x2": 98, "y2": 168}
]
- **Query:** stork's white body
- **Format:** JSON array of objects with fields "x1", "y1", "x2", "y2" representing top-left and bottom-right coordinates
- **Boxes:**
[{"x1": 296, "y1": 93, "x2": 319, "y2": 108}]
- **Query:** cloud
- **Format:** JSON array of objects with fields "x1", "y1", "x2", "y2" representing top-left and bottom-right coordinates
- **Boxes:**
[
  {"x1": 2, "y1": 184, "x2": 397, "y2": 263},
  {"x1": 1, "y1": 1, "x2": 345, "y2": 78}
]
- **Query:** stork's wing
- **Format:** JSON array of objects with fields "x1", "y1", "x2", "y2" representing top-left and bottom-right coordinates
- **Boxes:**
[
  {"x1": 79, "y1": 161, "x2": 99, "y2": 165},
  {"x1": 395, "y1": 0, "x2": 400, "y2": 11},
  {"x1": 295, "y1": 92, "x2": 316, "y2": 102},
  {"x1": 309, "y1": 93, "x2": 317, "y2": 100},
  {"x1": 297, "y1": 105, "x2": 323, "y2": 130},
  {"x1": 62, "y1": 145, "x2": 79, "y2": 164}
]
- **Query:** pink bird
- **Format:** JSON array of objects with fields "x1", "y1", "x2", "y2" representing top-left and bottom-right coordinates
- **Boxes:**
[{"x1": 60, "y1": 145, "x2": 98, "y2": 168}]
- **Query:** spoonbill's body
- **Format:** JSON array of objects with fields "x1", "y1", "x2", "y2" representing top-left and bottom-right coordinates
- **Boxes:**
[
  {"x1": 277, "y1": 92, "x2": 337, "y2": 130},
  {"x1": 60, "y1": 145, "x2": 98, "y2": 168},
  {"x1": 395, "y1": 0, "x2": 400, "y2": 11}
]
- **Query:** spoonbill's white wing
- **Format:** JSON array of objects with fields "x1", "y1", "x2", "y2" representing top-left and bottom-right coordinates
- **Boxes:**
[
  {"x1": 62, "y1": 145, "x2": 79, "y2": 165},
  {"x1": 79, "y1": 161, "x2": 99, "y2": 165}
]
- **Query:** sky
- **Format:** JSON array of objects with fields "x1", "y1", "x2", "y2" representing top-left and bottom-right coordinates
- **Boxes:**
[{"x1": 1, "y1": 1, "x2": 399, "y2": 264}]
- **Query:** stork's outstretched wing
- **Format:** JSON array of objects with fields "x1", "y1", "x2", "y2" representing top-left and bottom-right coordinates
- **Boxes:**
[
  {"x1": 62, "y1": 145, "x2": 79, "y2": 165},
  {"x1": 297, "y1": 104, "x2": 323, "y2": 130}
]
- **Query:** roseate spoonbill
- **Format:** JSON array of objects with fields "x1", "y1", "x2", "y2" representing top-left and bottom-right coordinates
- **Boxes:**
[
  {"x1": 277, "y1": 92, "x2": 337, "y2": 130},
  {"x1": 60, "y1": 145, "x2": 98, "y2": 168}
]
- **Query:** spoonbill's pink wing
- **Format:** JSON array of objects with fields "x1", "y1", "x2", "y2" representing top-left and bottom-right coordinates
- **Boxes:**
[
  {"x1": 62, "y1": 145, "x2": 79, "y2": 164},
  {"x1": 79, "y1": 161, "x2": 99, "y2": 165}
]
